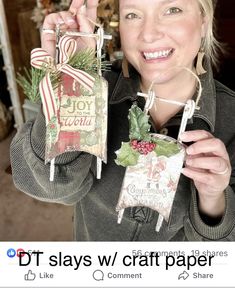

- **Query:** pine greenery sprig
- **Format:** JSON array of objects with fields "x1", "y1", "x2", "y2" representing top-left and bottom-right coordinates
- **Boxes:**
[
  {"x1": 17, "y1": 48, "x2": 111, "y2": 103},
  {"x1": 68, "y1": 48, "x2": 111, "y2": 72},
  {"x1": 17, "y1": 67, "x2": 45, "y2": 103},
  {"x1": 17, "y1": 67, "x2": 60, "y2": 103},
  {"x1": 68, "y1": 48, "x2": 96, "y2": 71}
]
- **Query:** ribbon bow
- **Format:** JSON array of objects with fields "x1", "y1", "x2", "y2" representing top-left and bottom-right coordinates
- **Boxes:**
[{"x1": 31, "y1": 35, "x2": 95, "y2": 125}]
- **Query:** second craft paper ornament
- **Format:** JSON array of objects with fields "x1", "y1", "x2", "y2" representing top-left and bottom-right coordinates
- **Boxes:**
[
  {"x1": 115, "y1": 68, "x2": 201, "y2": 231},
  {"x1": 30, "y1": 24, "x2": 111, "y2": 181}
]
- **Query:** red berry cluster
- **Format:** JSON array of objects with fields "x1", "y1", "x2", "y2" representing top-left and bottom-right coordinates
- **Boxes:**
[{"x1": 130, "y1": 140, "x2": 156, "y2": 155}]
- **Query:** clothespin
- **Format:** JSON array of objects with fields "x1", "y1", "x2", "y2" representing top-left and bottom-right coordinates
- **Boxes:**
[{"x1": 177, "y1": 99, "x2": 196, "y2": 141}]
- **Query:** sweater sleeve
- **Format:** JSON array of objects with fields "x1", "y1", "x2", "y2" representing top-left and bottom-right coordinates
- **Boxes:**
[
  {"x1": 10, "y1": 111, "x2": 95, "y2": 205},
  {"x1": 184, "y1": 182, "x2": 235, "y2": 240}
]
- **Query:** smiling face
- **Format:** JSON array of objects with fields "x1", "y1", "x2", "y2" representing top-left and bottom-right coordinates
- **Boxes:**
[{"x1": 119, "y1": 0, "x2": 207, "y2": 88}]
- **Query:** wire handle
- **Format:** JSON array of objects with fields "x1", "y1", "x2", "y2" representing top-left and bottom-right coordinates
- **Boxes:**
[
  {"x1": 137, "y1": 66, "x2": 201, "y2": 144},
  {"x1": 137, "y1": 66, "x2": 202, "y2": 113}
]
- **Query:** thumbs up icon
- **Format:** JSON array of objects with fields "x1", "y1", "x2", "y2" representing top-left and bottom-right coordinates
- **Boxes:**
[{"x1": 24, "y1": 270, "x2": 36, "y2": 281}]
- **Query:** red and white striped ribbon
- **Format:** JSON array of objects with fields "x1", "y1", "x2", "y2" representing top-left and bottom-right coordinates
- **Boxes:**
[{"x1": 31, "y1": 35, "x2": 95, "y2": 124}]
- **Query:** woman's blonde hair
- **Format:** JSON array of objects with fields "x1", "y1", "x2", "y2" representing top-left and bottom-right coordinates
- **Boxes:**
[{"x1": 197, "y1": 0, "x2": 222, "y2": 68}]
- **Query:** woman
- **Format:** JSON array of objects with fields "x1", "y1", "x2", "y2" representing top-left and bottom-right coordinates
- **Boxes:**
[{"x1": 11, "y1": 0, "x2": 235, "y2": 240}]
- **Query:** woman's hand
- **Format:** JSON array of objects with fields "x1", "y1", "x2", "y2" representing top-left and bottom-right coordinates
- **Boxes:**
[
  {"x1": 180, "y1": 130, "x2": 231, "y2": 218},
  {"x1": 41, "y1": 0, "x2": 99, "y2": 57}
]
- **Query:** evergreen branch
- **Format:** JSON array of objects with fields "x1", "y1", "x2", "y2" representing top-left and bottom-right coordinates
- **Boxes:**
[
  {"x1": 69, "y1": 49, "x2": 112, "y2": 72},
  {"x1": 17, "y1": 67, "x2": 45, "y2": 103},
  {"x1": 68, "y1": 49, "x2": 97, "y2": 71},
  {"x1": 17, "y1": 67, "x2": 61, "y2": 103}
]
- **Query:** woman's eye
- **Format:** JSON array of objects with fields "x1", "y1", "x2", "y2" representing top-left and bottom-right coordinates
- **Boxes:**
[
  {"x1": 165, "y1": 7, "x2": 182, "y2": 15},
  {"x1": 125, "y1": 13, "x2": 140, "y2": 20}
]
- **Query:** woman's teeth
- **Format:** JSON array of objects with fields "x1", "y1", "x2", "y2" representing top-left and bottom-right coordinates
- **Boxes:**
[{"x1": 143, "y1": 49, "x2": 173, "y2": 60}]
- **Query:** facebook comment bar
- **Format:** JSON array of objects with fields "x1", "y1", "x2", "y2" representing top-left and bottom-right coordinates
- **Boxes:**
[{"x1": 0, "y1": 242, "x2": 234, "y2": 287}]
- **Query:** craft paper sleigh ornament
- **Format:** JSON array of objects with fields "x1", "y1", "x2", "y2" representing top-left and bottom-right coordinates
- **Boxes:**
[
  {"x1": 115, "y1": 68, "x2": 202, "y2": 232},
  {"x1": 31, "y1": 24, "x2": 112, "y2": 181}
]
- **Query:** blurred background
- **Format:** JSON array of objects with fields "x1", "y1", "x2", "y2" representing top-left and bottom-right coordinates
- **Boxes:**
[{"x1": 0, "y1": 0, "x2": 234, "y2": 240}]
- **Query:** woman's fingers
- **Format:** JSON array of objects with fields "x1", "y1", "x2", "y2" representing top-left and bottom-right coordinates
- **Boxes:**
[
  {"x1": 182, "y1": 166, "x2": 230, "y2": 191},
  {"x1": 86, "y1": 0, "x2": 99, "y2": 22},
  {"x1": 57, "y1": 11, "x2": 77, "y2": 29},
  {"x1": 180, "y1": 130, "x2": 213, "y2": 142},
  {"x1": 70, "y1": 0, "x2": 99, "y2": 35},
  {"x1": 41, "y1": 13, "x2": 64, "y2": 56},
  {"x1": 182, "y1": 130, "x2": 231, "y2": 178},
  {"x1": 180, "y1": 130, "x2": 231, "y2": 197},
  {"x1": 41, "y1": 1, "x2": 98, "y2": 56},
  {"x1": 186, "y1": 138, "x2": 228, "y2": 159},
  {"x1": 180, "y1": 130, "x2": 231, "y2": 205},
  {"x1": 69, "y1": 0, "x2": 99, "y2": 22},
  {"x1": 181, "y1": 130, "x2": 229, "y2": 160},
  {"x1": 185, "y1": 156, "x2": 231, "y2": 175},
  {"x1": 75, "y1": 5, "x2": 96, "y2": 49},
  {"x1": 41, "y1": 11, "x2": 77, "y2": 56}
]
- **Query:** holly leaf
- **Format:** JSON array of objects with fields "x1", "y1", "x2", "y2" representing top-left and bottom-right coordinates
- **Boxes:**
[
  {"x1": 115, "y1": 142, "x2": 139, "y2": 167},
  {"x1": 128, "y1": 105, "x2": 151, "y2": 141},
  {"x1": 154, "y1": 139, "x2": 180, "y2": 157}
]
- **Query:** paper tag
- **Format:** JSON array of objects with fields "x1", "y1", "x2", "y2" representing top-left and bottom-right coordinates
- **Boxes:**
[{"x1": 45, "y1": 74, "x2": 108, "y2": 163}]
